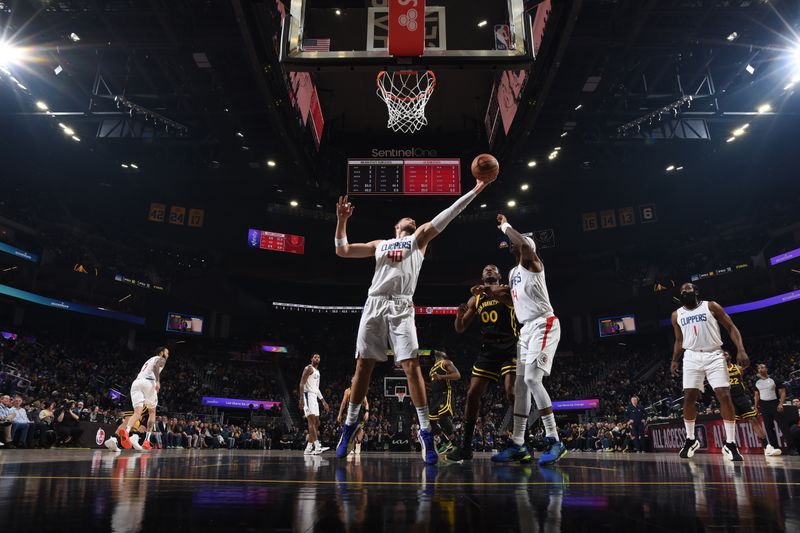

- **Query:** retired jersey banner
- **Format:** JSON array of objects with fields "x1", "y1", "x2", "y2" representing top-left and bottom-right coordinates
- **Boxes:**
[
  {"x1": 389, "y1": 0, "x2": 425, "y2": 56},
  {"x1": 169, "y1": 206, "x2": 186, "y2": 225},
  {"x1": 148, "y1": 203, "x2": 166, "y2": 222},
  {"x1": 187, "y1": 208, "x2": 205, "y2": 228}
]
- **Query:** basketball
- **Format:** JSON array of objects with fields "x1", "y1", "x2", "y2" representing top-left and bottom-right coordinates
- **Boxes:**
[{"x1": 471, "y1": 154, "x2": 499, "y2": 182}]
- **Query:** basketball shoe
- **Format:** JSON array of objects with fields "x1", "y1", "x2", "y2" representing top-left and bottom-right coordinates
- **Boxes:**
[
  {"x1": 538, "y1": 437, "x2": 567, "y2": 467},
  {"x1": 336, "y1": 423, "x2": 358, "y2": 458},
  {"x1": 418, "y1": 428, "x2": 438, "y2": 465}
]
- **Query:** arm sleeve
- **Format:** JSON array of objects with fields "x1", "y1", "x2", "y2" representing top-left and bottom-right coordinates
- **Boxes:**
[{"x1": 431, "y1": 190, "x2": 478, "y2": 232}]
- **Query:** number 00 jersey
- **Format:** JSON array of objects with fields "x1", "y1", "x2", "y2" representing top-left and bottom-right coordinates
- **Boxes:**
[
  {"x1": 368, "y1": 235, "x2": 424, "y2": 297},
  {"x1": 475, "y1": 292, "x2": 519, "y2": 344}
]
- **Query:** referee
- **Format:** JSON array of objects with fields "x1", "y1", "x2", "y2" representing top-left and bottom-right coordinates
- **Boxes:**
[{"x1": 754, "y1": 363, "x2": 787, "y2": 453}]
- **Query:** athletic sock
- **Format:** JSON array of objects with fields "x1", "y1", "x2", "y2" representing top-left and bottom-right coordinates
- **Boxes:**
[
  {"x1": 415, "y1": 406, "x2": 432, "y2": 432},
  {"x1": 724, "y1": 420, "x2": 737, "y2": 444},
  {"x1": 145, "y1": 432, "x2": 151, "y2": 442},
  {"x1": 684, "y1": 419, "x2": 695, "y2": 440},
  {"x1": 463, "y1": 421, "x2": 476, "y2": 449},
  {"x1": 512, "y1": 414, "x2": 527, "y2": 446},
  {"x1": 125, "y1": 425, "x2": 132, "y2": 433},
  {"x1": 345, "y1": 402, "x2": 361, "y2": 425},
  {"x1": 542, "y1": 413, "x2": 559, "y2": 441}
]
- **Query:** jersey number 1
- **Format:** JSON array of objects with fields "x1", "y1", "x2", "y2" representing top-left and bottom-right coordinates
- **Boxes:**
[{"x1": 387, "y1": 250, "x2": 403, "y2": 262}]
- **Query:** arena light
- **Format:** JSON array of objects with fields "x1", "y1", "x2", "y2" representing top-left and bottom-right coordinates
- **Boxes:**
[
  {"x1": 71, "y1": 135, "x2": 80, "y2": 142},
  {"x1": 289, "y1": 200, "x2": 299, "y2": 207},
  {"x1": 335, "y1": 9, "x2": 341, "y2": 15},
  {"x1": 267, "y1": 160, "x2": 277, "y2": 167},
  {"x1": 745, "y1": 64, "x2": 755, "y2": 75},
  {"x1": 507, "y1": 200, "x2": 516, "y2": 207},
  {"x1": 527, "y1": 160, "x2": 537, "y2": 167},
  {"x1": 35, "y1": 101, "x2": 48, "y2": 111},
  {"x1": 69, "y1": 33, "x2": 81, "y2": 42},
  {"x1": 548, "y1": 151, "x2": 558, "y2": 160},
  {"x1": 554, "y1": 146, "x2": 561, "y2": 151},
  {"x1": 477, "y1": 20, "x2": 488, "y2": 28},
  {"x1": 236, "y1": 131, "x2": 244, "y2": 138},
  {"x1": 120, "y1": 164, "x2": 129, "y2": 168},
  {"x1": 0, "y1": 42, "x2": 23, "y2": 67},
  {"x1": 676, "y1": 166, "x2": 684, "y2": 171},
  {"x1": 665, "y1": 165, "x2": 675, "y2": 172},
  {"x1": 560, "y1": 132, "x2": 568, "y2": 138},
  {"x1": 62, "y1": 126, "x2": 75, "y2": 136},
  {"x1": 732, "y1": 123, "x2": 749, "y2": 137},
  {"x1": 726, "y1": 31, "x2": 739, "y2": 42},
  {"x1": 479, "y1": 203, "x2": 487, "y2": 208},
  {"x1": 726, "y1": 136, "x2": 736, "y2": 143},
  {"x1": 757, "y1": 103, "x2": 772, "y2": 114},
  {"x1": 130, "y1": 163, "x2": 139, "y2": 169},
  {"x1": 574, "y1": 104, "x2": 583, "y2": 111},
  {"x1": 521, "y1": 184, "x2": 529, "y2": 191}
]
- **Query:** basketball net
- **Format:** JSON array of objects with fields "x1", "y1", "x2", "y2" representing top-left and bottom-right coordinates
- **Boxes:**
[
  {"x1": 396, "y1": 391, "x2": 406, "y2": 403},
  {"x1": 376, "y1": 70, "x2": 436, "y2": 133}
]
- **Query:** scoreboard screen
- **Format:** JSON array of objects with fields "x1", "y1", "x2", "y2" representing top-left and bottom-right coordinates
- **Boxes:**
[
  {"x1": 347, "y1": 159, "x2": 461, "y2": 195},
  {"x1": 247, "y1": 229, "x2": 305, "y2": 255}
]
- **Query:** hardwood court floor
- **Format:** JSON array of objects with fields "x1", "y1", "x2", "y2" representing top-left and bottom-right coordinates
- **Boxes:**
[{"x1": 1, "y1": 448, "x2": 798, "y2": 531}]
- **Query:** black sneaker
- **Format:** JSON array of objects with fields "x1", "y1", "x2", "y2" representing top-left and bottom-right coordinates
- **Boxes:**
[
  {"x1": 679, "y1": 438, "x2": 700, "y2": 459},
  {"x1": 722, "y1": 442, "x2": 744, "y2": 462},
  {"x1": 445, "y1": 445, "x2": 473, "y2": 463}
]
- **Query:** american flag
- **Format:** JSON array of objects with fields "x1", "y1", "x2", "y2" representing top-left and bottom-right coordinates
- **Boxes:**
[{"x1": 302, "y1": 38, "x2": 331, "y2": 52}]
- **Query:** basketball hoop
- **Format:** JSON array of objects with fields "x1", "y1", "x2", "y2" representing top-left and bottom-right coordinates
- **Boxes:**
[
  {"x1": 376, "y1": 70, "x2": 436, "y2": 133},
  {"x1": 396, "y1": 391, "x2": 406, "y2": 403},
  {"x1": 395, "y1": 385, "x2": 407, "y2": 403}
]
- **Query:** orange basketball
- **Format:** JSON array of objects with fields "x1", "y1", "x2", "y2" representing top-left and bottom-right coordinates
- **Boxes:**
[{"x1": 471, "y1": 154, "x2": 499, "y2": 182}]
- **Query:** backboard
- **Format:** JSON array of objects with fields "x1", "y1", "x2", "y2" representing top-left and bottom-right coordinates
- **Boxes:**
[{"x1": 279, "y1": 0, "x2": 536, "y2": 70}]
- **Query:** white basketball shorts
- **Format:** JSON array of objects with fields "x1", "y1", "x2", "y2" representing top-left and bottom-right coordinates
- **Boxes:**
[
  {"x1": 518, "y1": 316, "x2": 560, "y2": 376},
  {"x1": 303, "y1": 393, "x2": 320, "y2": 418},
  {"x1": 682, "y1": 349, "x2": 729, "y2": 390},
  {"x1": 130, "y1": 378, "x2": 157, "y2": 409},
  {"x1": 355, "y1": 296, "x2": 419, "y2": 363}
]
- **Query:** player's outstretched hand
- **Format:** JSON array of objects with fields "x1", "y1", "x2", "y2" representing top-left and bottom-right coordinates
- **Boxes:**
[
  {"x1": 497, "y1": 213, "x2": 508, "y2": 228},
  {"x1": 474, "y1": 176, "x2": 496, "y2": 192},
  {"x1": 737, "y1": 350, "x2": 750, "y2": 369},
  {"x1": 670, "y1": 360, "x2": 680, "y2": 378},
  {"x1": 337, "y1": 195, "x2": 355, "y2": 220}
]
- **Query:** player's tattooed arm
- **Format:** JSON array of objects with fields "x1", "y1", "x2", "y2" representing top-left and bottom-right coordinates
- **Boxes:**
[
  {"x1": 454, "y1": 294, "x2": 478, "y2": 333},
  {"x1": 708, "y1": 301, "x2": 749, "y2": 368},
  {"x1": 670, "y1": 311, "x2": 683, "y2": 378},
  {"x1": 496, "y1": 214, "x2": 542, "y2": 273}
]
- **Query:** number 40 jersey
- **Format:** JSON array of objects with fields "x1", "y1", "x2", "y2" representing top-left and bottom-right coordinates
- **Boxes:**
[{"x1": 368, "y1": 235, "x2": 424, "y2": 298}]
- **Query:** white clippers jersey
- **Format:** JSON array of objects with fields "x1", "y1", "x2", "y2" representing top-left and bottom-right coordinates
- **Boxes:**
[
  {"x1": 137, "y1": 356, "x2": 165, "y2": 381},
  {"x1": 304, "y1": 366, "x2": 321, "y2": 398},
  {"x1": 367, "y1": 235, "x2": 424, "y2": 297},
  {"x1": 677, "y1": 301, "x2": 723, "y2": 352},
  {"x1": 508, "y1": 263, "x2": 554, "y2": 324}
]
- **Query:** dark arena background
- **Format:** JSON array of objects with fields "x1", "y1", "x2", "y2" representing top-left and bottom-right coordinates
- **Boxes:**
[{"x1": 1, "y1": 0, "x2": 800, "y2": 531}]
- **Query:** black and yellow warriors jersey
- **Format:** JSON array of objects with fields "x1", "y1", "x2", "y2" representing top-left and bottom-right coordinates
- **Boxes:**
[
  {"x1": 429, "y1": 359, "x2": 452, "y2": 397},
  {"x1": 727, "y1": 364, "x2": 747, "y2": 397},
  {"x1": 475, "y1": 292, "x2": 519, "y2": 343}
]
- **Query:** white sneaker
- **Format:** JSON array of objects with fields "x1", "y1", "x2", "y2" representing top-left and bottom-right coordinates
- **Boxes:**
[
  {"x1": 130, "y1": 434, "x2": 144, "y2": 452},
  {"x1": 104, "y1": 438, "x2": 121, "y2": 452},
  {"x1": 304, "y1": 445, "x2": 314, "y2": 455},
  {"x1": 765, "y1": 444, "x2": 782, "y2": 456},
  {"x1": 313, "y1": 446, "x2": 330, "y2": 455}
]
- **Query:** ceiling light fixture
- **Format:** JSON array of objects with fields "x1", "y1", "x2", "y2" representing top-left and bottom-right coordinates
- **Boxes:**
[
  {"x1": 757, "y1": 103, "x2": 772, "y2": 114},
  {"x1": 267, "y1": 160, "x2": 277, "y2": 167},
  {"x1": 236, "y1": 132, "x2": 244, "y2": 138},
  {"x1": 527, "y1": 160, "x2": 537, "y2": 167},
  {"x1": 62, "y1": 127, "x2": 75, "y2": 136},
  {"x1": 726, "y1": 136, "x2": 736, "y2": 143},
  {"x1": 665, "y1": 165, "x2": 675, "y2": 172},
  {"x1": 574, "y1": 104, "x2": 583, "y2": 111},
  {"x1": 130, "y1": 163, "x2": 139, "y2": 169},
  {"x1": 71, "y1": 136, "x2": 80, "y2": 142},
  {"x1": 35, "y1": 101, "x2": 48, "y2": 111},
  {"x1": 480, "y1": 203, "x2": 487, "y2": 208},
  {"x1": 477, "y1": 20, "x2": 488, "y2": 28},
  {"x1": 726, "y1": 32, "x2": 738, "y2": 42},
  {"x1": 507, "y1": 200, "x2": 516, "y2": 207},
  {"x1": 335, "y1": 9, "x2": 341, "y2": 15},
  {"x1": 521, "y1": 184, "x2": 529, "y2": 191},
  {"x1": 290, "y1": 200, "x2": 299, "y2": 207},
  {"x1": 120, "y1": 164, "x2": 129, "y2": 168},
  {"x1": 69, "y1": 33, "x2": 81, "y2": 42},
  {"x1": 676, "y1": 166, "x2": 684, "y2": 171},
  {"x1": 745, "y1": 64, "x2": 755, "y2": 75},
  {"x1": 560, "y1": 132, "x2": 568, "y2": 138}
]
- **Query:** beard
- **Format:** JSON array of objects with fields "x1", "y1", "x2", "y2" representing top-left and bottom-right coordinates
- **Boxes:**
[
  {"x1": 680, "y1": 292, "x2": 699, "y2": 308},
  {"x1": 483, "y1": 276, "x2": 498, "y2": 285}
]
